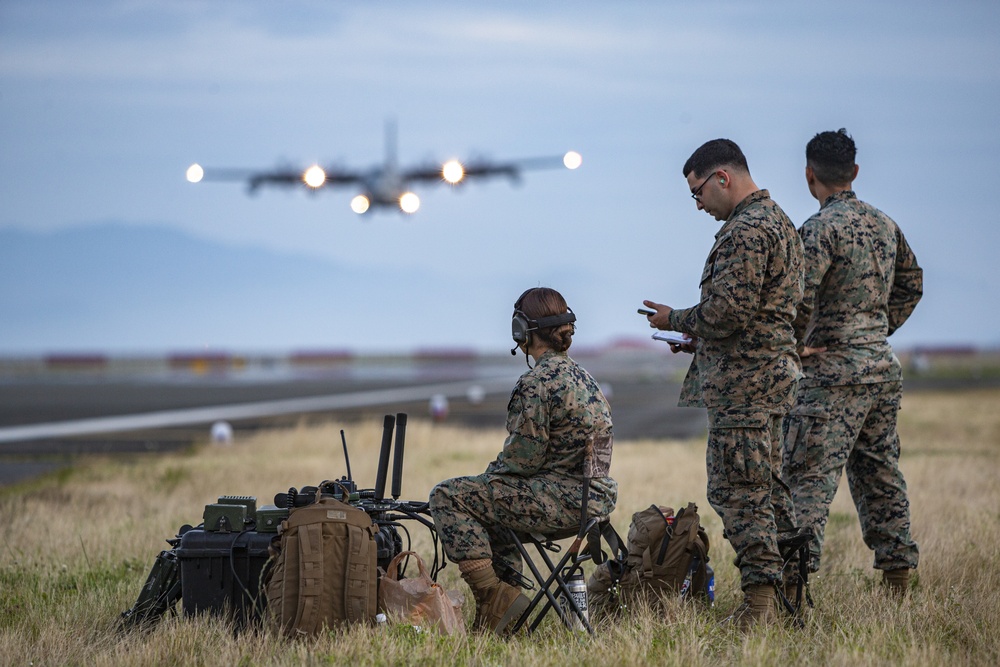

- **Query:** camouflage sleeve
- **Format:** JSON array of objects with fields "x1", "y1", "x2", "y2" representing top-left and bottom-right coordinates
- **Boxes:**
[
  {"x1": 669, "y1": 225, "x2": 767, "y2": 339},
  {"x1": 793, "y1": 221, "x2": 833, "y2": 344},
  {"x1": 887, "y1": 225, "x2": 923, "y2": 335},
  {"x1": 488, "y1": 377, "x2": 549, "y2": 476}
]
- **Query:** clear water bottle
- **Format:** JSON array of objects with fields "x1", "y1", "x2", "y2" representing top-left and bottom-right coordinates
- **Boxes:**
[
  {"x1": 706, "y1": 563, "x2": 715, "y2": 606},
  {"x1": 561, "y1": 572, "x2": 589, "y2": 632}
]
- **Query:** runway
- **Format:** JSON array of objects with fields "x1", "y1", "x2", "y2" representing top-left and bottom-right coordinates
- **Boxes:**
[{"x1": 0, "y1": 358, "x2": 707, "y2": 487}]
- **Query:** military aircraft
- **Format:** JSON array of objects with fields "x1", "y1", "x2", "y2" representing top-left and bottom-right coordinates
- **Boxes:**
[{"x1": 185, "y1": 121, "x2": 582, "y2": 215}]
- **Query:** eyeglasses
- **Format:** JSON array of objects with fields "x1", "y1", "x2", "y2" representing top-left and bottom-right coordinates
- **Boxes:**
[{"x1": 690, "y1": 171, "x2": 717, "y2": 202}]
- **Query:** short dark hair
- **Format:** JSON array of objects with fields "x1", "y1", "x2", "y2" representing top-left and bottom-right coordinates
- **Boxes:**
[
  {"x1": 682, "y1": 139, "x2": 749, "y2": 178},
  {"x1": 806, "y1": 128, "x2": 857, "y2": 185},
  {"x1": 514, "y1": 287, "x2": 574, "y2": 352}
]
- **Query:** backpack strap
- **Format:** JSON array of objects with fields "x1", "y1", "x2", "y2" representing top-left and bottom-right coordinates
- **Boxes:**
[
  {"x1": 602, "y1": 521, "x2": 625, "y2": 562},
  {"x1": 586, "y1": 519, "x2": 625, "y2": 566},
  {"x1": 293, "y1": 520, "x2": 324, "y2": 635},
  {"x1": 343, "y1": 522, "x2": 375, "y2": 625},
  {"x1": 655, "y1": 506, "x2": 683, "y2": 566}
]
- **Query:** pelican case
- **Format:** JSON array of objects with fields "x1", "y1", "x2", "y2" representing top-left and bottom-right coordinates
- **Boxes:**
[{"x1": 175, "y1": 527, "x2": 275, "y2": 626}]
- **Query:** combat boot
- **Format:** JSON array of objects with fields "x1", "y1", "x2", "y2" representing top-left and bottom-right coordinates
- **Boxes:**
[
  {"x1": 724, "y1": 584, "x2": 779, "y2": 631},
  {"x1": 882, "y1": 568, "x2": 910, "y2": 597},
  {"x1": 462, "y1": 566, "x2": 530, "y2": 635}
]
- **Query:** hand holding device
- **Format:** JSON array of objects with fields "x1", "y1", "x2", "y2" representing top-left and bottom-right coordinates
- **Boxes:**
[{"x1": 652, "y1": 331, "x2": 689, "y2": 346}]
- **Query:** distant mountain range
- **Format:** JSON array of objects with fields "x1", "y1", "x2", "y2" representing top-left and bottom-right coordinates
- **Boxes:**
[{"x1": 0, "y1": 223, "x2": 483, "y2": 353}]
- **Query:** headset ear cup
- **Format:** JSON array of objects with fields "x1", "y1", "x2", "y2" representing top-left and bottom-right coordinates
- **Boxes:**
[{"x1": 511, "y1": 313, "x2": 530, "y2": 346}]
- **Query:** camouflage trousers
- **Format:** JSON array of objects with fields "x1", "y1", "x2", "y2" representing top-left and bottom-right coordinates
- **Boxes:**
[
  {"x1": 429, "y1": 473, "x2": 605, "y2": 574},
  {"x1": 706, "y1": 411, "x2": 797, "y2": 588},
  {"x1": 782, "y1": 381, "x2": 918, "y2": 573}
]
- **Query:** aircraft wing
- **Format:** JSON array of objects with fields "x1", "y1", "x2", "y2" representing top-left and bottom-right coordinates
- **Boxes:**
[
  {"x1": 185, "y1": 164, "x2": 366, "y2": 193},
  {"x1": 401, "y1": 153, "x2": 581, "y2": 186}
]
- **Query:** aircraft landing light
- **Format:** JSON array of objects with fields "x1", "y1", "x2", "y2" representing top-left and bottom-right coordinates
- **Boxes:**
[
  {"x1": 442, "y1": 160, "x2": 465, "y2": 184},
  {"x1": 186, "y1": 164, "x2": 204, "y2": 183},
  {"x1": 563, "y1": 151, "x2": 583, "y2": 170},
  {"x1": 303, "y1": 165, "x2": 326, "y2": 188},
  {"x1": 399, "y1": 192, "x2": 420, "y2": 214},
  {"x1": 351, "y1": 195, "x2": 371, "y2": 214}
]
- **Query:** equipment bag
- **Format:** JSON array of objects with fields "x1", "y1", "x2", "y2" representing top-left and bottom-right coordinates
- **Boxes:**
[
  {"x1": 589, "y1": 502, "x2": 711, "y2": 611},
  {"x1": 264, "y1": 495, "x2": 380, "y2": 636}
]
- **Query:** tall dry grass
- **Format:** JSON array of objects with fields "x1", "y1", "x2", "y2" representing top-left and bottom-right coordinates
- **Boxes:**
[{"x1": 1, "y1": 388, "x2": 998, "y2": 666}]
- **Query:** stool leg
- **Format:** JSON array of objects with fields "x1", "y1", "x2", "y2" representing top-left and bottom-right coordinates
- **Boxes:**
[{"x1": 507, "y1": 531, "x2": 594, "y2": 635}]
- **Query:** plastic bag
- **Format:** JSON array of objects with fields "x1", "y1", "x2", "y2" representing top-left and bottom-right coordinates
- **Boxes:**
[{"x1": 379, "y1": 551, "x2": 466, "y2": 635}]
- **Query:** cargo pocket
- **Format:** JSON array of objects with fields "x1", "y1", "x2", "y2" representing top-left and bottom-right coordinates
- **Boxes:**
[
  {"x1": 708, "y1": 410, "x2": 770, "y2": 487},
  {"x1": 488, "y1": 478, "x2": 551, "y2": 533},
  {"x1": 782, "y1": 404, "x2": 829, "y2": 476}
]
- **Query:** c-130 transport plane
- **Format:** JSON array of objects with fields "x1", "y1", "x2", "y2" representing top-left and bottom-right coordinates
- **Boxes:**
[{"x1": 186, "y1": 121, "x2": 582, "y2": 216}]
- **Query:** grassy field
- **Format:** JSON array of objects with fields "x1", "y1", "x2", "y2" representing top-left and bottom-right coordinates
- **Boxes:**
[{"x1": 2, "y1": 388, "x2": 999, "y2": 666}]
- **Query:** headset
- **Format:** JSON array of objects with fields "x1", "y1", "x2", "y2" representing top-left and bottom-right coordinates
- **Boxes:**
[{"x1": 510, "y1": 288, "x2": 577, "y2": 355}]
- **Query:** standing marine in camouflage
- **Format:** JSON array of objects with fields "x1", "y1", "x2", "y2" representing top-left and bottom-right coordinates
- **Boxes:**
[
  {"x1": 429, "y1": 287, "x2": 616, "y2": 634},
  {"x1": 782, "y1": 129, "x2": 922, "y2": 596},
  {"x1": 643, "y1": 138, "x2": 804, "y2": 629}
]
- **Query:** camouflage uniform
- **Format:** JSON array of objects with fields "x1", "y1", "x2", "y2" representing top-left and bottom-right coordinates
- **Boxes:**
[
  {"x1": 429, "y1": 351, "x2": 616, "y2": 574},
  {"x1": 782, "y1": 190, "x2": 922, "y2": 573},
  {"x1": 667, "y1": 189, "x2": 804, "y2": 588}
]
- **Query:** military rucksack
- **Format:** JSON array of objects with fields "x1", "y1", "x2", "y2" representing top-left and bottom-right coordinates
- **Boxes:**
[
  {"x1": 589, "y1": 502, "x2": 711, "y2": 611},
  {"x1": 264, "y1": 495, "x2": 379, "y2": 636}
]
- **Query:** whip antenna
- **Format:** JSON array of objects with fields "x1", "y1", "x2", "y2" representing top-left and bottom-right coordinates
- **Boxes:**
[
  {"x1": 340, "y1": 429, "x2": 353, "y2": 482},
  {"x1": 391, "y1": 413, "x2": 407, "y2": 500},
  {"x1": 375, "y1": 414, "x2": 395, "y2": 501}
]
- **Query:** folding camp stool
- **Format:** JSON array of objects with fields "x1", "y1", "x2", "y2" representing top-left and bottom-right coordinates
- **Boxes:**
[
  {"x1": 496, "y1": 436, "x2": 624, "y2": 635},
  {"x1": 501, "y1": 512, "x2": 623, "y2": 635}
]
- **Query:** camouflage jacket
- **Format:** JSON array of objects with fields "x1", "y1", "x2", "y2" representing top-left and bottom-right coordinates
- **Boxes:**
[
  {"x1": 486, "y1": 351, "x2": 616, "y2": 507},
  {"x1": 794, "y1": 190, "x2": 923, "y2": 387},
  {"x1": 668, "y1": 190, "x2": 804, "y2": 418}
]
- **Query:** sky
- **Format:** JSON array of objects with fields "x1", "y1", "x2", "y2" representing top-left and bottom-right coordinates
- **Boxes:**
[{"x1": 1, "y1": 1, "x2": 998, "y2": 354}]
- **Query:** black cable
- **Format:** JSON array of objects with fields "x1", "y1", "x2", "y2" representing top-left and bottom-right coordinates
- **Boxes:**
[{"x1": 228, "y1": 530, "x2": 258, "y2": 611}]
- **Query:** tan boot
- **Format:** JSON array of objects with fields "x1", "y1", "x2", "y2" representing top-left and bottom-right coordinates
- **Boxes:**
[
  {"x1": 882, "y1": 568, "x2": 910, "y2": 597},
  {"x1": 462, "y1": 566, "x2": 530, "y2": 635},
  {"x1": 725, "y1": 584, "x2": 779, "y2": 631}
]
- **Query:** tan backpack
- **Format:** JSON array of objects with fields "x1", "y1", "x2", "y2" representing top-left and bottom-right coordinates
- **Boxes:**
[
  {"x1": 264, "y1": 495, "x2": 379, "y2": 635},
  {"x1": 589, "y1": 502, "x2": 711, "y2": 611}
]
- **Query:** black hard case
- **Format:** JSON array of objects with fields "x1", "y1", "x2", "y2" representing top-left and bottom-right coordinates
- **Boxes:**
[{"x1": 175, "y1": 528, "x2": 275, "y2": 625}]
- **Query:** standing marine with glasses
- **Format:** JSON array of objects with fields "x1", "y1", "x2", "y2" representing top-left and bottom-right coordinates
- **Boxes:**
[
  {"x1": 781, "y1": 129, "x2": 921, "y2": 597},
  {"x1": 642, "y1": 138, "x2": 804, "y2": 629}
]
